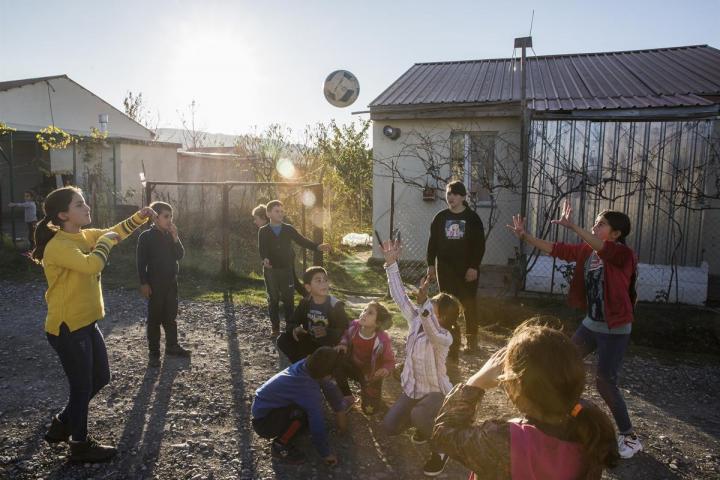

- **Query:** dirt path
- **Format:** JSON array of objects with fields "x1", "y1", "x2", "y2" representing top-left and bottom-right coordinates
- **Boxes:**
[{"x1": 0, "y1": 280, "x2": 718, "y2": 479}]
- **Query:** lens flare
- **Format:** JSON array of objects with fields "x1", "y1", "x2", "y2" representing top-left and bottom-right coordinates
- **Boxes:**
[
  {"x1": 276, "y1": 158, "x2": 296, "y2": 179},
  {"x1": 302, "y1": 190, "x2": 316, "y2": 208}
]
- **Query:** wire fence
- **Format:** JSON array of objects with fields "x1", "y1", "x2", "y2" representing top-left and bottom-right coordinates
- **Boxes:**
[
  {"x1": 145, "y1": 181, "x2": 323, "y2": 280},
  {"x1": 373, "y1": 118, "x2": 720, "y2": 306},
  {"x1": 525, "y1": 119, "x2": 718, "y2": 306}
]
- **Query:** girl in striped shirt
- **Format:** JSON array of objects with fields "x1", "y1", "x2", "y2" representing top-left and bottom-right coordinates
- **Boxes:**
[{"x1": 380, "y1": 238, "x2": 461, "y2": 477}]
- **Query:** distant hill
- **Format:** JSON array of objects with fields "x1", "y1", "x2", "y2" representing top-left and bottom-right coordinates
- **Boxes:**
[{"x1": 155, "y1": 128, "x2": 243, "y2": 149}]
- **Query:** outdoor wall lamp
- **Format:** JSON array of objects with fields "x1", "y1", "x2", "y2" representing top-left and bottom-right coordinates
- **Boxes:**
[{"x1": 383, "y1": 125, "x2": 401, "y2": 140}]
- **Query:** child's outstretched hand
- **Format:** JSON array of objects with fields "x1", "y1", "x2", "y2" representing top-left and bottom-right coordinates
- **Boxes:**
[
  {"x1": 551, "y1": 199, "x2": 575, "y2": 229},
  {"x1": 138, "y1": 206, "x2": 157, "y2": 221},
  {"x1": 417, "y1": 275, "x2": 431, "y2": 305},
  {"x1": 372, "y1": 368, "x2": 389, "y2": 380},
  {"x1": 466, "y1": 346, "x2": 507, "y2": 390},
  {"x1": 335, "y1": 344, "x2": 348, "y2": 354},
  {"x1": 381, "y1": 239, "x2": 402, "y2": 265},
  {"x1": 506, "y1": 214, "x2": 527, "y2": 240}
]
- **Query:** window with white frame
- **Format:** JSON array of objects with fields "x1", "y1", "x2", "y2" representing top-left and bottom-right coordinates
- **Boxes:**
[{"x1": 450, "y1": 131, "x2": 496, "y2": 203}]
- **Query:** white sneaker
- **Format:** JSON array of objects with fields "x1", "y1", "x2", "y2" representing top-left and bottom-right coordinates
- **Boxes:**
[{"x1": 618, "y1": 433, "x2": 643, "y2": 458}]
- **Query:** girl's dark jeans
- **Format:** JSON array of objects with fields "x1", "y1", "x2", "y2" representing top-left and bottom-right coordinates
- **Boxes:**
[{"x1": 46, "y1": 322, "x2": 110, "y2": 441}]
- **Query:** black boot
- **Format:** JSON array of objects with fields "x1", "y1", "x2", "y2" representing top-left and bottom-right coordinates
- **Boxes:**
[
  {"x1": 69, "y1": 436, "x2": 117, "y2": 463},
  {"x1": 166, "y1": 344, "x2": 191, "y2": 357},
  {"x1": 44, "y1": 415, "x2": 70, "y2": 444}
]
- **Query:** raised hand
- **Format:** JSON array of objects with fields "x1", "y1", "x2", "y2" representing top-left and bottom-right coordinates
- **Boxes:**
[
  {"x1": 506, "y1": 214, "x2": 527, "y2": 240},
  {"x1": 466, "y1": 346, "x2": 508, "y2": 390},
  {"x1": 138, "y1": 206, "x2": 157, "y2": 221},
  {"x1": 417, "y1": 275, "x2": 431, "y2": 305},
  {"x1": 426, "y1": 266, "x2": 436, "y2": 283},
  {"x1": 551, "y1": 199, "x2": 575, "y2": 229},
  {"x1": 381, "y1": 239, "x2": 402, "y2": 265}
]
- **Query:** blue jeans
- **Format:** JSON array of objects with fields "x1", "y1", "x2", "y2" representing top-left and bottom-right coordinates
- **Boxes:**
[
  {"x1": 264, "y1": 267, "x2": 295, "y2": 331},
  {"x1": 572, "y1": 324, "x2": 632, "y2": 433},
  {"x1": 382, "y1": 392, "x2": 445, "y2": 440},
  {"x1": 46, "y1": 322, "x2": 110, "y2": 441}
]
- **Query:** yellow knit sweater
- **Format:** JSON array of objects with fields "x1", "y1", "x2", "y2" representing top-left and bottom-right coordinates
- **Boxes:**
[{"x1": 43, "y1": 212, "x2": 148, "y2": 335}]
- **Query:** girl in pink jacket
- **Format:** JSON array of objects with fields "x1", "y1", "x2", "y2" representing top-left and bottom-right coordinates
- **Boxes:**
[{"x1": 335, "y1": 301, "x2": 395, "y2": 414}]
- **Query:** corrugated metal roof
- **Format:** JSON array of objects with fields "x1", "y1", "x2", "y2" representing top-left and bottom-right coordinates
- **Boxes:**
[
  {"x1": 369, "y1": 45, "x2": 720, "y2": 111},
  {"x1": 0, "y1": 75, "x2": 68, "y2": 92}
]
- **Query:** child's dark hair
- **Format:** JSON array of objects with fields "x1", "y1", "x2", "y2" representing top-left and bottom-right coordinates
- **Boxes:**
[
  {"x1": 598, "y1": 210, "x2": 637, "y2": 305},
  {"x1": 31, "y1": 186, "x2": 82, "y2": 264},
  {"x1": 303, "y1": 266, "x2": 328, "y2": 285},
  {"x1": 24, "y1": 190, "x2": 35, "y2": 199},
  {"x1": 305, "y1": 346, "x2": 340, "y2": 379},
  {"x1": 431, "y1": 292, "x2": 462, "y2": 340},
  {"x1": 446, "y1": 180, "x2": 470, "y2": 208},
  {"x1": 502, "y1": 317, "x2": 619, "y2": 475},
  {"x1": 252, "y1": 204, "x2": 268, "y2": 221},
  {"x1": 367, "y1": 301, "x2": 392, "y2": 331},
  {"x1": 150, "y1": 201, "x2": 173, "y2": 216},
  {"x1": 266, "y1": 200, "x2": 283, "y2": 212}
]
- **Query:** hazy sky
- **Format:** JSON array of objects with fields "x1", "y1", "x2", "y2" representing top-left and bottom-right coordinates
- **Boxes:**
[{"x1": 2, "y1": 0, "x2": 720, "y2": 139}]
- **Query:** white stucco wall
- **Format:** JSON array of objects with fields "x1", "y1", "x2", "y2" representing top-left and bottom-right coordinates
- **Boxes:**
[
  {"x1": 372, "y1": 116, "x2": 522, "y2": 266},
  {"x1": 0, "y1": 76, "x2": 152, "y2": 140},
  {"x1": 118, "y1": 142, "x2": 178, "y2": 205}
]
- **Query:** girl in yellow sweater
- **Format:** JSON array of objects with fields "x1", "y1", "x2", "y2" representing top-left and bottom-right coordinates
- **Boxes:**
[{"x1": 32, "y1": 186, "x2": 154, "y2": 463}]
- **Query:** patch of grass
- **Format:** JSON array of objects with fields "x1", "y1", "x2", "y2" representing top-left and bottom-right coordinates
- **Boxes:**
[{"x1": 325, "y1": 249, "x2": 387, "y2": 295}]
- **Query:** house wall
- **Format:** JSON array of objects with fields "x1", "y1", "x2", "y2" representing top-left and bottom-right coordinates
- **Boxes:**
[
  {"x1": 118, "y1": 142, "x2": 178, "y2": 206},
  {"x1": 0, "y1": 77, "x2": 152, "y2": 140},
  {"x1": 372, "y1": 116, "x2": 522, "y2": 266}
]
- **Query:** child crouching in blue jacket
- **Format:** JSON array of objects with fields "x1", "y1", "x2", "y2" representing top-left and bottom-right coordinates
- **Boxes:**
[{"x1": 251, "y1": 347, "x2": 347, "y2": 466}]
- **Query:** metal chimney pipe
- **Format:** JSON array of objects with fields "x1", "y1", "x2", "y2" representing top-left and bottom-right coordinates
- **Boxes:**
[{"x1": 98, "y1": 114, "x2": 109, "y2": 133}]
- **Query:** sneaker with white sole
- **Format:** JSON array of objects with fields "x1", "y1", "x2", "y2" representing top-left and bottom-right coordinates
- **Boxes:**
[
  {"x1": 423, "y1": 452, "x2": 449, "y2": 476},
  {"x1": 618, "y1": 433, "x2": 642, "y2": 459}
]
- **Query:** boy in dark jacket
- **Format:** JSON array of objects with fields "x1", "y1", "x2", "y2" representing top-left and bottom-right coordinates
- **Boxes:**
[
  {"x1": 137, "y1": 201, "x2": 191, "y2": 367},
  {"x1": 276, "y1": 266, "x2": 349, "y2": 363},
  {"x1": 258, "y1": 200, "x2": 330, "y2": 338},
  {"x1": 251, "y1": 346, "x2": 347, "y2": 465}
]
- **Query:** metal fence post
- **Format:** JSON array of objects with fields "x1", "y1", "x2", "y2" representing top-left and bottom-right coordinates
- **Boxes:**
[{"x1": 222, "y1": 183, "x2": 230, "y2": 274}]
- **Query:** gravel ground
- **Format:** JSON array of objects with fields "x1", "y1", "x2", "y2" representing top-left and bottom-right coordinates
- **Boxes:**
[{"x1": 0, "y1": 279, "x2": 719, "y2": 479}]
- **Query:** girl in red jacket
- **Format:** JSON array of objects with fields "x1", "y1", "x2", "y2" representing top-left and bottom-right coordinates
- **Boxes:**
[
  {"x1": 335, "y1": 301, "x2": 395, "y2": 415},
  {"x1": 507, "y1": 200, "x2": 642, "y2": 459}
]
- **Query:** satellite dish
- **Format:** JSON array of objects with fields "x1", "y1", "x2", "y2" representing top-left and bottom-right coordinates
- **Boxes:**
[{"x1": 323, "y1": 70, "x2": 360, "y2": 108}]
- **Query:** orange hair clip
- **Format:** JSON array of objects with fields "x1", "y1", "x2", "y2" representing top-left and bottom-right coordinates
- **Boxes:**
[{"x1": 570, "y1": 403, "x2": 583, "y2": 417}]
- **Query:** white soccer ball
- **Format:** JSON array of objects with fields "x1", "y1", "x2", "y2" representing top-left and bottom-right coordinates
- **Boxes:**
[{"x1": 323, "y1": 70, "x2": 360, "y2": 108}]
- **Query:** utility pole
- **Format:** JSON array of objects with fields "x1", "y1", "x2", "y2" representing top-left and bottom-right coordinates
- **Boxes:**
[
  {"x1": 515, "y1": 35, "x2": 532, "y2": 292},
  {"x1": 515, "y1": 36, "x2": 532, "y2": 222}
]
